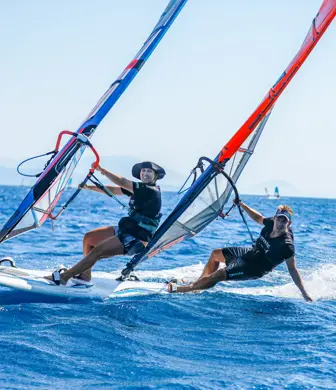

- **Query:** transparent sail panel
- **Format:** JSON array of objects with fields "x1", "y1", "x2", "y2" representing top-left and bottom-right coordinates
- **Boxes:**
[
  {"x1": 147, "y1": 175, "x2": 224, "y2": 257},
  {"x1": 222, "y1": 109, "x2": 272, "y2": 205},
  {"x1": 5, "y1": 145, "x2": 86, "y2": 241},
  {"x1": 148, "y1": 110, "x2": 272, "y2": 258}
]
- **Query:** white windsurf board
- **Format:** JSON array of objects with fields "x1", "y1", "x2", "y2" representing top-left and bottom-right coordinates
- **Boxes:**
[{"x1": 0, "y1": 265, "x2": 167, "y2": 299}]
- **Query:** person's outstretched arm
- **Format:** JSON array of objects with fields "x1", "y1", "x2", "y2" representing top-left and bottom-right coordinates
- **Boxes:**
[
  {"x1": 236, "y1": 200, "x2": 265, "y2": 225},
  {"x1": 286, "y1": 256, "x2": 313, "y2": 302},
  {"x1": 96, "y1": 165, "x2": 133, "y2": 193},
  {"x1": 82, "y1": 185, "x2": 124, "y2": 196}
]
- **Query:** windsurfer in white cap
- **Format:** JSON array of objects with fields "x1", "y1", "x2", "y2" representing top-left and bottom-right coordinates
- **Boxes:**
[{"x1": 168, "y1": 203, "x2": 313, "y2": 302}]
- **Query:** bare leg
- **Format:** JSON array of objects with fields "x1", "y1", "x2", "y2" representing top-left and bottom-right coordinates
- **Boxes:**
[
  {"x1": 79, "y1": 226, "x2": 116, "y2": 281},
  {"x1": 168, "y1": 249, "x2": 227, "y2": 293},
  {"x1": 171, "y1": 268, "x2": 228, "y2": 293},
  {"x1": 46, "y1": 235, "x2": 124, "y2": 285},
  {"x1": 198, "y1": 249, "x2": 226, "y2": 280}
]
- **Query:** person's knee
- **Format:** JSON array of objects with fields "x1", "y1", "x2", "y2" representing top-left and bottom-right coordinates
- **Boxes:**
[
  {"x1": 83, "y1": 231, "x2": 92, "y2": 244},
  {"x1": 211, "y1": 249, "x2": 223, "y2": 260}
]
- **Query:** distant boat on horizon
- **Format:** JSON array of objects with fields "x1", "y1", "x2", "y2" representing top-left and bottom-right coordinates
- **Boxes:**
[
  {"x1": 67, "y1": 178, "x2": 74, "y2": 189},
  {"x1": 265, "y1": 186, "x2": 280, "y2": 200}
]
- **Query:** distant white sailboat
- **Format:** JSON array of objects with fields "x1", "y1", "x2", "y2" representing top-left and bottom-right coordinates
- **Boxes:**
[
  {"x1": 265, "y1": 186, "x2": 280, "y2": 200},
  {"x1": 67, "y1": 178, "x2": 73, "y2": 189}
]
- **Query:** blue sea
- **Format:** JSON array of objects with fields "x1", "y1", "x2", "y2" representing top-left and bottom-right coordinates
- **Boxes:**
[{"x1": 0, "y1": 185, "x2": 335, "y2": 389}]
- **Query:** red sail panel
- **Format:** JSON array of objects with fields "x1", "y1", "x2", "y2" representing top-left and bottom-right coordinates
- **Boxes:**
[{"x1": 219, "y1": 0, "x2": 336, "y2": 163}]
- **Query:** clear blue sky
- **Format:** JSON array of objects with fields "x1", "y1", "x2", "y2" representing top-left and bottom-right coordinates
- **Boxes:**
[{"x1": 0, "y1": 1, "x2": 335, "y2": 197}]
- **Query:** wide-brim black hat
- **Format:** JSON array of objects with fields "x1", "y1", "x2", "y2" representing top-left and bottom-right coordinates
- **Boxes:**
[{"x1": 132, "y1": 161, "x2": 166, "y2": 180}]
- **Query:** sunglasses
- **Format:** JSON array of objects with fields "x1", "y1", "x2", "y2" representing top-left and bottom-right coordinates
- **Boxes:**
[{"x1": 276, "y1": 216, "x2": 288, "y2": 223}]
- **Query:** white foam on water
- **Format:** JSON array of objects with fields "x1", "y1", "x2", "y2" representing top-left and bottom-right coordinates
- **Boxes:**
[
  {"x1": 87, "y1": 262, "x2": 336, "y2": 301},
  {"x1": 137, "y1": 262, "x2": 205, "y2": 282},
  {"x1": 95, "y1": 263, "x2": 205, "y2": 283},
  {"x1": 219, "y1": 264, "x2": 336, "y2": 301}
]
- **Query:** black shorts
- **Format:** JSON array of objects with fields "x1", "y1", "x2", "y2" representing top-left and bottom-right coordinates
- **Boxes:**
[
  {"x1": 114, "y1": 227, "x2": 145, "y2": 256},
  {"x1": 222, "y1": 247, "x2": 267, "y2": 281}
]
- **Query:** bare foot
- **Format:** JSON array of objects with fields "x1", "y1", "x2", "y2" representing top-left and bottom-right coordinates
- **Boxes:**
[
  {"x1": 167, "y1": 282, "x2": 194, "y2": 293},
  {"x1": 167, "y1": 282, "x2": 177, "y2": 293}
]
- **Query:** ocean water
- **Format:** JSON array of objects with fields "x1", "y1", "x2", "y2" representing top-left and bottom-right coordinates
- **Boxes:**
[{"x1": 0, "y1": 185, "x2": 335, "y2": 389}]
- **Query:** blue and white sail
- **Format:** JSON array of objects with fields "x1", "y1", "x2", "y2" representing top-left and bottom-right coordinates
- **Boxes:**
[{"x1": 0, "y1": 0, "x2": 188, "y2": 243}]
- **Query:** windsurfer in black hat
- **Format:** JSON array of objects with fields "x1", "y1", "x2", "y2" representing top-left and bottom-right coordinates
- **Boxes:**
[{"x1": 46, "y1": 161, "x2": 165, "y2": 285}]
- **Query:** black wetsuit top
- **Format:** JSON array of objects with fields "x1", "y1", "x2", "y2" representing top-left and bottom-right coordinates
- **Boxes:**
[
  {"x1": 247, "y1": 217, "x2": 295, "y2": 273},
  {"x1": 119, "y1": 182, "x2": 162, "y2": 241}
]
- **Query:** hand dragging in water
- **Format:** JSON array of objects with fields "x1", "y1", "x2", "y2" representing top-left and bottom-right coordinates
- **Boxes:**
[{"x1": 304, "y1": 293, "x2": 314, "y2": 302}]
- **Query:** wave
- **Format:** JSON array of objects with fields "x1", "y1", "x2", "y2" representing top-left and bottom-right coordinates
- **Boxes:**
[
  {"x1": 106, "y1": 262, "x2": 336, "y2": 301},
  {"x1": 219, "y1": 264, "x2": 336, "y2": 301}
]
